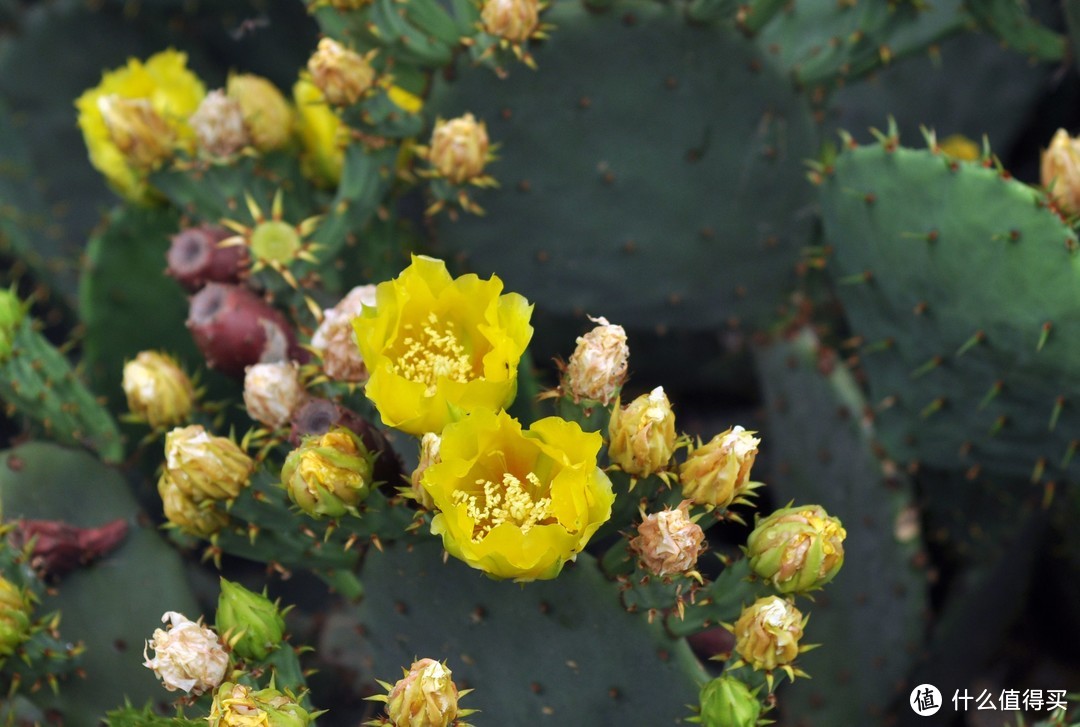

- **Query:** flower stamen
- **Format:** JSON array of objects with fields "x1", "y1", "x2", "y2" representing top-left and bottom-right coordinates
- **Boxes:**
[
  {"x1": 393, "y1": 313, "x2": 474, "y2": 395},
  {"x1": 452, "y1": 471, "x2": 554, "y2": 541}
]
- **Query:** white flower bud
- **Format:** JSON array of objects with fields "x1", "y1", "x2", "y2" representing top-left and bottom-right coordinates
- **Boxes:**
[
  {"x1": 190, "y1": 89, "x2": 250, "y2": 158},
  {"x1": 143, "y1": 611, "x2": 228, "y2": 696},
  {"x1": 563, "y1": 315, "x2": 628, "y2": 405},
  {"x1": 311, "y1": 285, "x2": 376, "y2": 383},
  {"x1": 243, "y1": 362, "x2": 305, "y2": 429}
]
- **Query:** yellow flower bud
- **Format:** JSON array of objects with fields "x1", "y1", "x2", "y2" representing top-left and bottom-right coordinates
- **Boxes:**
[
  {"x1": 97, "y1": 95, "x2": 176, "y2": 170},
  {"x1": 227, "y1": 74, "x2": 293, "y2": 151},
  {"x1": 386, "y1": 658, "x2": 460, "y2": 727},
  {"x1": 747, "y1": 505, "x2": 846, "y2": 594},
  {"x1": 281, "y1": 428, "x2": 373, "y2": 518},
  {"x1": 122, "y1": 351, "x2": 196, "y2": 428},
  {"x1": 190, "y1": 89, "x2": 250, "y2": 158},
  {"x1": 209, "y1": 681, "x2": 316, "y2": 727},
  {"x1": 1042, "y1": 128, "x2": 1080, "y2": 215},
  {"x1": 481, "y1": 0, "x2": 540, "y2": 43},
  {"x1": 939, "y1": 133, "x2": 979, "y2": 162},
  {"x1": 158, "y1": 472, "x2": 230, "y2": 537},
  {"x1": 409, "y1": 433, "x2": 441, "y2": 510},
  {"x1": 607, "y1": 386, "x2": 676, "y2": 478},
  {"x1": 243, "y1": 362, "x2": 305, "y2": 429},
  {"x1": 563, "y1": 315, "x2": 628, "y2": 405},
  {"x1": 143, "y1": 611, "x2": 228, "y2": 696},
  {"x1": 630, "y1": 500, "x2": 704, "y2": 577},
  {"x1": 427, "y1": 114, "x2": 490, "y2": 184},
  {"x1": 164, "y1": 425, "x2": 255, "y2": 501},
  {"x1": 680, "y1": 426, "x2": 760, "y2": 509},
  {"x1": 311, "y1": 284, "x2": 376, "y2": 383},
  {"x1": 0, "y1": 577, "x2": 32, "y2": 660},
  {"x1": 307, "y1": 38, "x2": 376, "y2": 107},
  {"x1": 733, "y1": 596, "x2": 805, "y2": 672}
]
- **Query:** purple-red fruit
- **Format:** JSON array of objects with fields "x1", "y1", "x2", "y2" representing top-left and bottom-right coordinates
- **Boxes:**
[
  {"x1": 290, "y1": 398, "x2": 402, "y2": 485},
  {"x1": 187, "y1": 283, "x2": 302, "y2": 377},
  {"x1": 9, "y1": 518, "x2": 129, "y2": 581},
  {"x1": 166, "y1": 225, "x2": 248, "y2": 292}
]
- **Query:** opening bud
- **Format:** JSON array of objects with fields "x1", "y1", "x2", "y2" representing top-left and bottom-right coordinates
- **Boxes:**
[
  {"x1": 311, "y1": 284, "x2": 376, "y2": 383},
  {"x1": 143, "y1": 611, "x2": 228, "y2": 696},
  {"x1": 281, "y1": 428, "x2": 374, "y2": 518},
  {"x1": 190, "y1": 89, "x2": 251, "y2": 158},
  {"x1": 680, "y1": 426, "x2": 760, "y2": 509},
  {"x1": 97, "y1": 95, "x2": 175, "y2": 170},
  {"x1": 122, "y1": 351, "x2": 196, "y2": 428},
  {"x1": 427, "y1": 114, "x2": 491, "y2": 184},
  {"x1": 608, "y1": 386, "x2": 676, "y2": 478},
  {"x1": 227, "y1": 74, "x2": 293, "y2": 151},
  {"x1": 481, "y1": 0, "x2": 540, "y2": 43},
  {"x1": 563, "y1": 315, "x2": 628, "y2": 405},
  {"x1": 164, "y1": 425, "x2": 255, "y2": 501},
  {"x1": 747, "y1": 505, "x2": 846, "y2": 594},
  {"x1": 308, "y1": 38, "x2": 377, "y2": 106},
  {"x1": 209, "y1": 681, "x2": 317, "y2": 727},
  {"x1": 630, "y1": 500, "x2": 704, "y2": 577},
  {"x1": 732, "y1": 596, "x2": 806, "y2": 673},
  {"x1": 244, "y1": 361, "x2": 305, "y2": 429}
]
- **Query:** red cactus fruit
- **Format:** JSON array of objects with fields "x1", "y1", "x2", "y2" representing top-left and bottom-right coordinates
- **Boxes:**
[
  {"x1": 186, "y1": 283, "x2": 302, "y2": 377},
  {"x1": 166, "y1": 225, "x2": 249, "y2": 292}
]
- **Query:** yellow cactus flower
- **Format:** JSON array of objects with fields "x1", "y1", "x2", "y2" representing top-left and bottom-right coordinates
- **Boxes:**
[
  {"x1": 353, "y1": 255, "x2": 534, "y2": 436},
  {"x1": 227, "y1": 74, "x2": 293, "y2": 151},
  {"x1": 420, "y1": 409, "x2": 614, "y2": 581},
  {"x1": 75, "y1": 49, "x2": 205, "y2": 201},
  {"x1": 293, "y1": 76, "x2": 346, "y2": 187}
]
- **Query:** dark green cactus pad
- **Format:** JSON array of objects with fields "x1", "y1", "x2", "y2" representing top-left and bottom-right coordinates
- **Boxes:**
[
  {"x1": 754, "y1": 329, "x2": 929, "y2": 726},
  {"x1": 331, "y1": 536, "x2": 707, "y2": 724},
  {"x1": 818, "y1": 134, "x2": 1080, "y2": 485},
  {"x1": 79, "y1": 204, "x2": 203, "y2": 414},
  {"x1": 428, "y1": 0, "x2": 815, "y2": 332},
  {"x1": 0, "y1": 442, "x2": 200, "y2": 726}
]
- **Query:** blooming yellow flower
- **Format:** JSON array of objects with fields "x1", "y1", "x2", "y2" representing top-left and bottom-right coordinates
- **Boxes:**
[
  {"x1": 75, "y1": 49, "x2": 205, "y2": 201},
  {"x1": 293, "y1": 76, "x2": 346, "y2": 187},
  {"x1": 353, "y1": 255, "x2": 534, "y2": 436},
  {"x1": 421, "y1": 409, "x2": 614, "y2": 581}
]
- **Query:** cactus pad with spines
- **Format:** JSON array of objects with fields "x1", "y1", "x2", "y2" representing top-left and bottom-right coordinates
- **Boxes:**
[
  {"x1": 0, "y1": 442, "x2": 200, "y2": 725},
  {"x1": 755, "y1": 329, "x2": 929, "y2": 726},
  {"x1": 336, "y1": 536, "x2": 707, "y2": 724},
  {"x1": 429, "y1": 0, "x2": 816, "y2": 332},
  {"x1": 818, "y1": 131, "x2": 1080, "y2": 485}
]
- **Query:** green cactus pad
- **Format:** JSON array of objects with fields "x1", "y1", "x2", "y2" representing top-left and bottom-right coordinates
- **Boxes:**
[
  {"x1": 818, "y1": 133, "x2": 1080, "y2": 485},
  {"x1": 333, "y1": 536, "x2": 707, "y2": 724},
  {"x1": 0, "y1": 442, "x2": 200, "y2": 726},
  {"x1": 754, "y1": 329, "x2": 929, "y2": 726},
  {"x1": 428, "y1": 0, "x2": 815, "y2": 332}
]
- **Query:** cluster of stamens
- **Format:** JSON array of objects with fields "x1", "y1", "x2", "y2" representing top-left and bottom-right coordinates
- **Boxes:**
[
  {"x1": 392, "y1": 313, "x2": 474, "y2": 395},
  {"x1": 452, "y1": 472, "x2": 554, "y2": 541}
]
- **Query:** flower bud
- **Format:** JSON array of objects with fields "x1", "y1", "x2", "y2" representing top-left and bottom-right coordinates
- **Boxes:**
[
  {"x1": 680, "y1": 426, "x2": 760, "y2": 509},
  {"x1": 122, "y1": 351, "x2": 196, "y2": 428},
  {"x1": 167, "y1": 224, "x2": 248, "y2": 292},
  {"x1": 409, "y1": 433, "x2": 441, "y2": 510},
  {"x1": 227, "y1": 74, "x2": 293, "y2": 151},
  {"x1": 143, "y1": 611, "x2": 228, "y2": 696},
  {"x1": 216, "y1": 578, "x2": 285, "y2": 661},
  {"x1": 159, "y1": 472, "x2": 230, "y2": 537},
  {"x1": 0, "y1": 289, "x2": 27, "y2": 362},
  {"x1": 386, "y1": 658, "x2": 460, "y2": 727},
  {"x1": 427, "y1": 114, "x2": 490, "y2": 184},
  {"x1": 607, "y1": 386, "x2": 676, "y2": 477},
  {"x1": 747, "y1": 505, "x2": 846, "y2": 594},
  {"x1": 1043, "y1": 129, "x2": 1080, "y2": 215},
  {"x1": 243, "y1": 362, "x2": 305, "y2": 429},
  {"x1": 733, "y1": 596, "x2": 805, "y2": 672},
  {"x1": 481, "y1": 0, "x2": 540, "y2": 43},
  {"x1": 629, "y1": 500, "x2": 704, "y2": 577},
  {"x1": 0, "y1": 577, "x2": 32, "y2": 659},
  {"x1": 209, "y1": 681, "x2": 315, "y2": 727},
  {"x1": 307, "y1": 38, "x2": 376, "y2": 107},
  {"x1": 310, "y1": 284, "x2": 376, "y2": 383},
  {"x1": 282, "y1": 428, "x2": 373, "y2": 518},
  {"x1": 697, "y1": 676, "x2": 761, "y2": 727},
  {"x1": 97, "y1": 95, "x2": 175, "y2": 170},
  {"x1": 939, "y1": 133, "x2": 979, "y2": 162},
  {"x1": 563, "y1": 315, "x2": 628, "y2": 405},
  {"x1": 190, "y1": 89, "x2": 250, "y2": 158},
  {"x1": 165, "y1": 425, "x2": 255, "y2": 501}
]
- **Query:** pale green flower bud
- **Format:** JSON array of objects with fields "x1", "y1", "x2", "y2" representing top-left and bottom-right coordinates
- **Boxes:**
[
  {"x1": 158, "y1": 472, "x2": 230, "y2": 537},
  {"x1": 281, "y1": 428, "x2": 373, "y2": 518},
  {"x1": 0, "y1": 577, "x2": 32, "y2": 660},
  {"x1": 747, "y1": 505, "x2": 846, "y2": 594},
  {"x1": 698, "y1": 676, "x2": 761, "y2": 727},
  {"x1": 209, "y1": 681, "x2": 316, "y2": 727},
  {"x1": 608, "y1": 386, "x2": 676, "y2": 477},
  {"x1": 216, "y1": 578, "x2": 286, "y2": 661},
  {"x1": 0, "y1": 289, "x2": 27, "y2": 362},
  {"x1": 123, "y1": 351, "x2": 196, "y2": 428}
]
